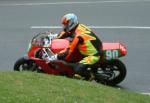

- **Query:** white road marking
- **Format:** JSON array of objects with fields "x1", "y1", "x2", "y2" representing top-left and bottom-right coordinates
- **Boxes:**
[
  {"x1": 0, "y1": 0, "x2": 150, "y2": 6},
  {"x1": 141, "y1": 93, "x2": 150, "y2": 96},
  {"x1": 31, "y1": 26, "x2": 62, "y2": 29},
  {"x1": 31, "y1": 26, "x2": 150, "y2": 29}
]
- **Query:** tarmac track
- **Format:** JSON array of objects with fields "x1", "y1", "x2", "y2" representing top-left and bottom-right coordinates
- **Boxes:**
[{"x1": 0, "y1": 0, "x2": 150, "y2": 93}]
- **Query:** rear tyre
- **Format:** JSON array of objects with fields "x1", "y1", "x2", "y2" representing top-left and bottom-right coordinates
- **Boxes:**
[{"x1": 94, "y1": 59, "x2": 127, "y2": 86}]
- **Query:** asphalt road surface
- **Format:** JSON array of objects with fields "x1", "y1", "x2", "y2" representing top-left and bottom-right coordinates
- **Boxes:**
[{"x1": 0, "y1": 0, "x2": 150, "y2": 93}]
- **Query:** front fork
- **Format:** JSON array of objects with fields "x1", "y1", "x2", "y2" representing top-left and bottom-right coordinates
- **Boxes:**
[{"x1": 41, "y1": 48, "x2": 54, "y2": 59}]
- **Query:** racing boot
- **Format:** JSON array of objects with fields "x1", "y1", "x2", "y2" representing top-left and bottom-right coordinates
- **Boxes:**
[{"x1": 74, "y1": 63, "x2": 90, "y2": 80}]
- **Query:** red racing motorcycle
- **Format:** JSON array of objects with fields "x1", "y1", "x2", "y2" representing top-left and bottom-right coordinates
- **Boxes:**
[{"x1": 14, "y1": 32, "x2": 127, "y2": 86}]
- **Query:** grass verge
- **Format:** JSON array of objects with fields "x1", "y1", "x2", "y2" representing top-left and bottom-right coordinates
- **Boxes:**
[{"x1": 0, "y1": 71, "x2": 149, "y2": 103}]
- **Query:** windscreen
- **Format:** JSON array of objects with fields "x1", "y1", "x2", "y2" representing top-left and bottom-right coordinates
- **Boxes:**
[{"x1": 31, "y1": 32, "x2": 51, "y2": 47}]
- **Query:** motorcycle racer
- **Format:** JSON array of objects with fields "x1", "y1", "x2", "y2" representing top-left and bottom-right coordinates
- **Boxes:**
[{"x1": 44, "y1": 13, "x2": 102, "y2": 78}]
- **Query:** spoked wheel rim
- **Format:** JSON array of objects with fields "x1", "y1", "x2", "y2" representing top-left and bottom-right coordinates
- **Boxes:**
[
  {"x1": 96, "y1": 65, "x2": 121, "y2": 81},
  {"x1": 19, "y1": 62, "x2": 35, "y2": 71},
  {"x1": 14, "y1": 57, "x2": 39, "y2": 72},
  {"x1": 94, "y1": 60, "x2": 126, "y2": 86}
]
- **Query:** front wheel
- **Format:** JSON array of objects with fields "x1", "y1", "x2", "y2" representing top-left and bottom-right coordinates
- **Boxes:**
[
  {"x1": 14, "y1": 57, "x2": 42, "y2": 72},
  {"x1": 94, "y1": 59, "x2": 127, "y2": 86}
]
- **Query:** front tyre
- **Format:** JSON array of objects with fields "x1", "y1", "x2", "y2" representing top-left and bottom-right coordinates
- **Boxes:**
[
  {"x1": 14, "y1": 57, "x2": 40, "y2": 72},
  {"x1": 95, "y1": 59, "x2": 127, "y2": 86}
]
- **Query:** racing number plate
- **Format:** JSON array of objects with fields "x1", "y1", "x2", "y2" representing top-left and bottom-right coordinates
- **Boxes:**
[{"x1": 105, "y1": 49, "x2": 120, "y2": 60}]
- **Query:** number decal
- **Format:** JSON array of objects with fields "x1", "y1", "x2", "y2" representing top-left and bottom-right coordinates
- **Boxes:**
[{"x1": 105, "y1": 50, "x2": 119, "y2": 59}]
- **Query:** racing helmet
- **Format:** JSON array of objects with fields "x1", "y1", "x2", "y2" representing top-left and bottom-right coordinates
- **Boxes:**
[{"x1": 61, "y1": 13, "x2": 78, "y2": 32}]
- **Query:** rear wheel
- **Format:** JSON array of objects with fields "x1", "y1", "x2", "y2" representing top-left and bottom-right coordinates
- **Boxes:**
[
  {"x1": 14, "y1": 57, "x2": 42, "y2": 72},
  {"x1": 94, "y1": 59, "x2": 127, "y2": 86}
]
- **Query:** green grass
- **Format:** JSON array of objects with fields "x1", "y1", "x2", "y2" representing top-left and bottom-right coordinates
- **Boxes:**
[{"x1": 0, "y1": 72, "x2": 149, "y2": 103}]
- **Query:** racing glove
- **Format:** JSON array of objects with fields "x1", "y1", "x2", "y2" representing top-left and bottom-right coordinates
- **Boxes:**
[{"x1": 57, "y1": 49, "x2": 69, "y2": 60}]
